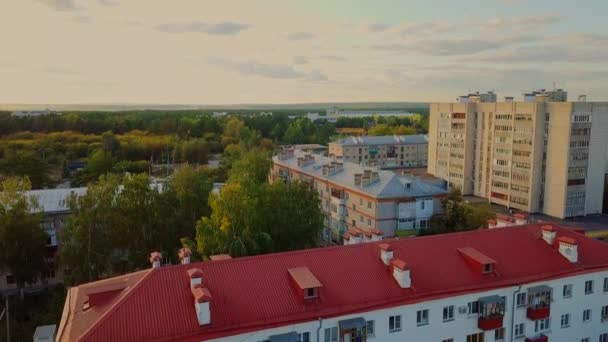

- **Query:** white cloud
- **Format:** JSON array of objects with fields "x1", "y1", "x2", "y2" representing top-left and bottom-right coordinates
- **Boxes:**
[
  {"x1": 156, "y1": 21, "x2": 251, "y2": 35},
  {"x1": 368, "y1": 23, "x2": 392, "y2": 33},
  {"x1": 34, "y1": 0, "x2": 80, "y2": 11},
  {"x1": 286, "y1": 32, "x2": 315, "y2": 41},
  {"x1": 293, "y1": 56, "x2": 308, "y2": 65},
  {"x1": 206, "y1": 57, "x2": 327, "y2": 82}
]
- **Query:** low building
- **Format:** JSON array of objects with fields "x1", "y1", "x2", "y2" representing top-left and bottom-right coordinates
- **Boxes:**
[
  {"x1": 328, "y1": 135, "x2": 428, "y2": 168},
  {"x1": 56, "y1": 224, "x2": 608, "y2": 342},
  {"x1": 0, "y1": 187, "x2": 87, "y2": 291},
  {"x1": 270, "y1": 148, "x2": 446, "y2": 241}
]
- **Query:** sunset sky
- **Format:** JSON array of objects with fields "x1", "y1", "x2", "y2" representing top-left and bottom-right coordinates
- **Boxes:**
[{"x1": 1, "y1": 0, "x2": 607, "y2": 104}]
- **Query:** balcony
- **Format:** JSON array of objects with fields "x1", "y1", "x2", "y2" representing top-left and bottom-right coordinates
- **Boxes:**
[
  {"x1": 477, "y1": 295, "x2": 505, "y2": 331},
  {"x1": 525, "y1": 334, "x2": 548, "y2": 342},
  {"x1": 526, "y1": 285, "x2": 552, "y2": 321}
]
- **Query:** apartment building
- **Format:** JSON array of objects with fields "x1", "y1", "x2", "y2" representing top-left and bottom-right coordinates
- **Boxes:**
[
  {"x1": 56, "y1": 224, "x2": 608, "y2": 342},
  {"x1": 428, "y1": 90, "x2": 608, "y2": 218},
  {"x1": 270, "y1": 148, "x2": 446, "y2": 241},
  {"x1": 328, "y1": 135, "x2": 428, "y2": 168},
  {"x1": 0, "y1": 187, "x2": 87, "y2": 291}
]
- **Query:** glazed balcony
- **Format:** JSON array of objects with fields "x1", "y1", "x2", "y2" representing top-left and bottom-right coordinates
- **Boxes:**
[
  {"x1": 526, "y1": 285, "x2": 552, "y2": 321},
  {"x1": 525, "y1": 334, "x2": 548, "y2": 342},
  {"x1": 477, "y1": 295, "x2": 505, "y2": 331}
]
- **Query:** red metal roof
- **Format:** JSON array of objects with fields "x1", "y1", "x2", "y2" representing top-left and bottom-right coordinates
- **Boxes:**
[
  {"x1": 58, "y1": 224, "x2": 608, "y2": 342},
  {"x1": 288, "y1": 267, "x2": 323, "y2": 289},
  {"x1": 457, "y1": 247, "x2": 497, "y2": 265}
]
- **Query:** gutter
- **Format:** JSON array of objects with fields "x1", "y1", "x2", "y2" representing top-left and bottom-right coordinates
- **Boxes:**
[
  {"x1": 316, "y1": 317, "x2": 323, "y2": 342},
  {"x1": 510, "y1": 285, "x2": 522, "y2": 342}
]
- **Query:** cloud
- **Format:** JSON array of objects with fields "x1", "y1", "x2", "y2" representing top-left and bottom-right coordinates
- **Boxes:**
[
  {"x1": 97, "y1": 0, "x2": 118, "y2": 5},
  {"x1": 374, "y1": 35, "x2": 537, "y2": 56},
  {"x1": 41, "y1": 66, "x2": 80, "y2": 76},
  {"x1": 155, "y1": 21, "x2": 251, "y2": 35},
  {"x1": 399, "y1": 22, "x2": 456, "y2": 37},
  {"x1": 319, "y1": 55, "x2": 347, "y2": 62},
  {"x1": 482, "y1": 13, "x2": 560, "y2": 30},
  {"x1": 293, "y1": 56, "x2": 308, "y2": 65},
  {"x1": 69, "y1": 15, "x2": 92, "y2": 24},
  {"x1": 368, "y1": 23, "x2": 392, "y2": 33},
  {"x1": 286, "y1": 32, "x2": 315, "y2": 41},
  {"x1": 65, "y1": 80, "x2": 116, "y2": 88},
  {"x1": 206, "y1": 57, "x2": 327, "y2": 81},
  {"x1": 474, "y1": 45, "x2": 608, "y2": 63},
  {"x1": 34, "y1": 0, "x2": 80, "y2": 11}
]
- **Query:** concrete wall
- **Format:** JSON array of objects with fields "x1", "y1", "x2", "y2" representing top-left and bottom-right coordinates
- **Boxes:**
[{"x1": 585, "y1": 102, "x2": 608, "y2": 215}]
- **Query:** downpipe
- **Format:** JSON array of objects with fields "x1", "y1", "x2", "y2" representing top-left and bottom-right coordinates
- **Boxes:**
[{"x1": 510, "y1": 285, "x2": 522, "y2": 342}]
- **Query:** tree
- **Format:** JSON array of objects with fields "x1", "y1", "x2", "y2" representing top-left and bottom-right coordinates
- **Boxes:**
[
  {"x1": 368, "y1": 124, "x2": 393, "y2": 136},
  {"x1": 393, "y1": 125, "x2": 416, "y2": 135},
  {"x1": 101, "y1": 131, "x2": 120, "y2": 156},
  {"x1": 424, "y1": 188, "x2": 494, "y2": 235},
  {"x1": 0, "y1": 177, "x2": 48, "y2": 294},
  {"x1": 74, "y1": 149, "x2": 115, "y2": 185},
  {"x1": 0, "y1": 149, "x2": 50, "y2": 189},
  {"x1": 227, "y1": 149, "x2": 271, "y2": 186}
]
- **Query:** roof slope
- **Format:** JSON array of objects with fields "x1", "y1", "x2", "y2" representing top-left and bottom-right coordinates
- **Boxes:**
[
  {"x1": 59, "y1": 224, "x2": 608, "y2": 342},
  {"x1": 272, "y1": 150, "x2": 445, "y2": 199},
  {"x1": 331, "y1": 135, "x2": 428, "y2": 146}
]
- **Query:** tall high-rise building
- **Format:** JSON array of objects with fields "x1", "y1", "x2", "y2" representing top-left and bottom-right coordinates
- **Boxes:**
[{"x1": 428, "y1": 90, "x2": 608, "y2": 218}]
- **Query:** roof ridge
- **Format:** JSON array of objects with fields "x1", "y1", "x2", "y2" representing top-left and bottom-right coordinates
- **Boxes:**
[{"x1": 76, "y1": 268, "x2": 153, "y2": 341}]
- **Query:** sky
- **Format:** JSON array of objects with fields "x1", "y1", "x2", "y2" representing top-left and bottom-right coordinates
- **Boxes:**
[{"x1": 1, "y1": 0, "x2": 607, "y2": 104}]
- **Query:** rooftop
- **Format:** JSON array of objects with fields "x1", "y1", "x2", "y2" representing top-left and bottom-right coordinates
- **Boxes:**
[
  {"x1": 57, "y1": 224, "x2": 608, "y2": 342},
  {"x1": 330, "y1": 134, "x2": 428, "y2": 146},
  {"x1": 25, "y1": 187, "x2": 88, "y2": 214},
  {"x1": 272, "y1": 149, "x2": 445, "y2": 199}
]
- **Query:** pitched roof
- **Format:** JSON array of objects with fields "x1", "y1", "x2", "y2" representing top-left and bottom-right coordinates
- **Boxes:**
[
  {"x1": 288, "y1": 267, "x2": 323, "y2": 289},
  {"x1": 272, "y1": 150, "x2": 446, "y2": 199},
  {"x1": 57, "y1": 224, "x2": 608, "y2": 342},
  {"x1": 331, "y1": 135, "x2": 428, "y2": 146}
]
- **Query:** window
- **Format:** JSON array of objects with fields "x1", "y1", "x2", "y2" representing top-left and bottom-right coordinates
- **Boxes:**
[
  {"x1": 534, "y1": 318, "x2": 550, "y2": 332},
  {"x1": 585, "y1": 280, "x2": 594, "y2": 294},
  {"x1": 420, "y1": 201, "x2": 425, "y2": 210},
  {"x1": 366, "y1": 320, "x2": 375, "y2": 337},
  {"x1": 367, "y1": 201, "x2": 372, "y2": 209},
  {"x1": 367, "y1": 219, "x2": 371, "y2": 227},
  {"x1": 442, "y1": 339, "x2": 454, "y2": 342},
  {"x1": 514, "y1": 323, "x2": 524, "y2": 337},
  {"x1": 304, "y1": 288, "x2": 317, "y2": 299},
  {"x1": 359, "y1": 198, "x2": 363, "y2": 205},
  {"x1": 583, "y1": 309, "x2": 592, "y2": 322},
  {"x1": 581, "y1": 338, "x2": 590, "y2": 342},
  {"x1": 563, "y1": 284, "x2": 573, "y2": 298},
  {"x1": 324, "y1": 327, "x2": 337, "y2": 342},
  {"x1": 443, "y1": 305, "x2": 454, "y2": 322},
  {"x1": 516, "y1": 292, "x2": 527, "y2": 306},
  {"x1": 560, "y1": 313, "x2": 570, "y2": 328},
  {"x1": 600, "y1": 333, "x2": 608, "y2": 342},
  {"x1": 466, "y1": 332, "x2": 484, "y2": 342},
  {"x1": 389, "y1": 315, "x2": 401, "y2": 332},
  {"x1": 602, "y1": 305, "x2": 608, "y2": 321},
  {"x1": 417, "y1": 309, "x2": 429, "y2": 326},
  {"x1": 468, "y1": 301, "x2": 479, "y2": 315},
  {"x1": 604, "y1": 278, "x2": 608, "y2": 292},
  {"x1": 296, "y1": 332, "x2": 310, "y2": 342},
  {"x1": 494, "y1": 327, "x2": 505, "y2": 341}
]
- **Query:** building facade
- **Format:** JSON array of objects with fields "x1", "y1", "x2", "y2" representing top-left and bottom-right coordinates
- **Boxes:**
[
  {"x1": 0, "y1": 187, "x2": 87, "y2": 291},
  {"x1": 428, "y1": 91, "x2": 608, "y2": 218},
  {"x1": 270, "y1": 148, "x2": 446, "y2": 241},
  {"x1": 56, "y1": 224, "x2": 608, "y2": 342},
  {"x1": 328, "y1": 135, "x2": 428, "y2": 168}
]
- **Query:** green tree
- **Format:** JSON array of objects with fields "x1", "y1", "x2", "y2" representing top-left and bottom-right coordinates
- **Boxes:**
[
  {"x1": 368, "y1": 124, "x2": 393, "y2": 136},
  {"x1": 0, "y1": 177, "x2": 48, "y2": 293},
  {"x1": 393, "y1": 125, "x2": 416, "y2": 135},
  {"x1": 425, "y1": 188, "x2": 494, "y2": 235},
  {"x1": 0, "y1": 149, "x2": 50, "y2": 188},
  {"x1": 227, "y1": 149, "x2": 271, "y2": 186}
]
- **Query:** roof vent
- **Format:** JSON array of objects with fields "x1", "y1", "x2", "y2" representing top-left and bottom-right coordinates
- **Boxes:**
[
  {"x1": 379, "y1": 243, "x2": 393, "y2": 265},
  {"x1": 557, "y1": 236, "x2": 578, "y2": 263},
  {"x1": 178, "y1": 247, "x2": 192, "y2": 265},
  {"x1": 390, "y1": 258, "x2": 411, "y2": 288},
  {"x1": 541, "y1": 225, "x2": 556, "y2": 245},
  {"x1": 191, "y1": 286, "x2": 212, "y2": 325},
  {"x1": 457, "y1": 247, "x2": 496, "y2": 275},
  {"x1": 288, "y1": 267, "x2": 323, "y2": 301},
  {"x1": 187, "y1": 268, "x2": 204, "y2": 289},
  {"x1": 149, "y1": 251, "x2": 162, "y2": 269}
]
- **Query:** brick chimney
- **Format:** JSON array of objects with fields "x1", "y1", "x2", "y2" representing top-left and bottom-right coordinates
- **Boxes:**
[
  {"x1": 179, "y1": 247, "x2": 192, "y2": 265},
  {"x1": 379, "y1": 243, "x2": 393, "y2": 265},
  {"x1": 149, "y1": 251, "x2": 162, "y2": 269},
  {"x1": 391, "y1": 258, "x2": 411, "y2": 288},
  {"x1": 557, "y1": 236, "x2": 578, "y2": 263},
  {"x1": 541, "y1": 225, "x2": 556, "y2": 245},
  {"x1": 187, "y1": 268, "x2": 204, "y2": 289}
]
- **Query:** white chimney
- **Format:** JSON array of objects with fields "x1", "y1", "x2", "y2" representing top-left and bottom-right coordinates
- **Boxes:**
[
  {"x1": 149, "y1": 251, "x2": 162, "y2": 269},
  {"x1": 379, "y1": 244, "x2": 393, "y2": 265},
  {"x1": 391, "y1": 259, "x2": 411, "y2": 288},
  {"x1": 179, "y1": 247, "x2": 192, "y2": 265},
  {"x1": 192, "y1": 287, "x2": 211, "y2": 325},
  {"x1": 187, "y1": 268, "x2": 204, "y2": 289},
  {"x1": 371, "y1": 229, "x2": 383, "y2": 242},
  {"x1": 541, "y1": 225, "x2": 556, "y2": 245},
  {"x1": 557, "y1": 237, "x2": 579, "y2": 263}
]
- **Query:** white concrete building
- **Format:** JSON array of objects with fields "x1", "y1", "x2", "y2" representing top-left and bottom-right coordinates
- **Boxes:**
[{"x1": 57, "y1": 224, "x2": 608, "y2": 342}]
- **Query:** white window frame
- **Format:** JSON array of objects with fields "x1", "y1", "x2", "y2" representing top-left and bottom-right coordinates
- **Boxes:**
[
  {"x1": 585, "y1": 280, "x2": 594, "y2": 294},
  {"x1": 563, "y1": 284, "x2": 573, "y2": 298},
  {"x1": 417, "y1": 309, "x2": 429, "y2": 326},
  {"x1": 442, "y1": 305, "x2": 454, "y2": 322},
  {"x1": 534, "y1": 318, "x2": 550, "y2": 332},
  {"x1": 514, "y1": 323, "x2": 525, "y2": 337},
  {"x1": 389, "y1": 315, "x2": 402, "y2": 333},
  {"x1": 583, "y1": 309, "x2": 592, "y2": 322},
  {"x1": 324, "y1": 327, "x2": 337, "y2": 342},
  {"x1": 560, "y1": 313, "x2": 570, "y2": 328},
  {"x1": 516, "y1": 292, "x2": 527, "y2": 306}
]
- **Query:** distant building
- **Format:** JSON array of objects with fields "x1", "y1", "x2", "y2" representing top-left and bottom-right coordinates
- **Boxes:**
[
  {"x1": 271, "y1": 148, "x2": 446, "y2": 241},
  {"x1": 56, "y1": 224, "x2": 608, "y2": 342},
  {"x1": 0, "y1": 187, "x2": 87, "y2": 291},
  {"x1": 329, "y1": 135, "x2": 428, "y2": 168},
  {"x1": 306, "y1": 108, "x2": 414, "y2": 122},
  {"x1": 10, "y1": 109, "x2": 62, "y2": 117},
  {"x1": 428, "y1": 89, "x2": 608, "y2": 218}
]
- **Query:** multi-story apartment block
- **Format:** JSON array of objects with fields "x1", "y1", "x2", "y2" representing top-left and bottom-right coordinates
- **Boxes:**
[
  {"x1": 0, "y1": 187, "x2": 87, "y2": 291},
  {"x1": 56, "y1": 224, "x2": 608, "y2": 342},
  {"x1": 428, "y1": 90, "x2": 608, "y2": 218},
  {"x1": 328, "y1": 135, "x2": 428, "y2": 168},
  {"x1": 270, "y1": 148, "x2": 446, "y2": 241}
]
